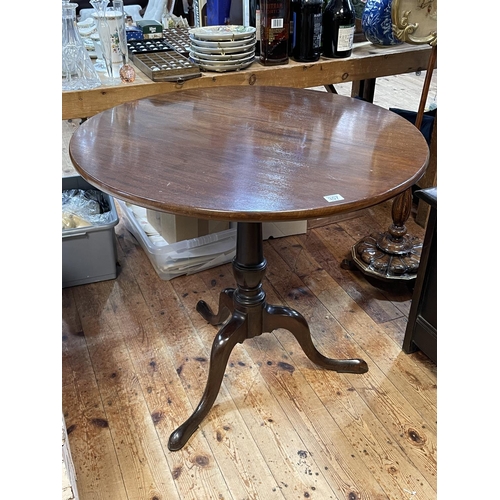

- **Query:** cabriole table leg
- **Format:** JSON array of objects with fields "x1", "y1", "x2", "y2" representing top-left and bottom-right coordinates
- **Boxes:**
[{"x1": 168, "y1": 222, "x2": 368, "y2": 451}]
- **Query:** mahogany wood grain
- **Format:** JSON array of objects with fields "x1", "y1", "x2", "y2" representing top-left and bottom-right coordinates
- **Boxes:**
[{"x1": 69, "y1": 86, "x2": 429, "y2": 222}]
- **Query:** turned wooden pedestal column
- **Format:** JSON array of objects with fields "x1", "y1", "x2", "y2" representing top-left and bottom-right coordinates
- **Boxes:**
[{"x1": 349, "y1": 45, "x2": 437, "y2": 281}]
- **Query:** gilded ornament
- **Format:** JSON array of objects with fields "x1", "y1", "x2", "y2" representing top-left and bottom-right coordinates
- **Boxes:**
[{"x1": 391, "y1": 0, "x2": 437, "y2": 46}]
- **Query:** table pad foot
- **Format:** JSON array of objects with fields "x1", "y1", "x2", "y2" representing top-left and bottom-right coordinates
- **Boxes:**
[
  {"x1": 196, "y1": 288, "x2": 235, "y2": 326},
  {"x1": 168, "y1": 312, "x2": 247, "y2": 451},
  {"x1": 263, "y1": 304, "x2": 369, "y2": 374}
]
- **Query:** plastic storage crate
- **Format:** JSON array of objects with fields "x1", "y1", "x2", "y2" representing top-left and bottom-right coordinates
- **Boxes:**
[
  {"x1": 118, "y1": 200, "x2": 236, "y2": 281},
  {"x1": 62, "y1": 175, "x2": 119, "y2": 288}
]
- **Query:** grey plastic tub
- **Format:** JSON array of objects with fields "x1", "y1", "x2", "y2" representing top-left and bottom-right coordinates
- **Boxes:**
[{"x1": 62, "y1": 175, "x2": 119, "y2": 288}]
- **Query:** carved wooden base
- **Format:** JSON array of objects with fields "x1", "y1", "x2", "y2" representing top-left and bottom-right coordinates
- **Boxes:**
[
  {"x1": 168, "y1": 222, "x2": 368, "y2": 451},
  {"x1": 351, "y1": 233, "x2": 422, "y2": 281},
  {"x1": 350, "y1": 188, "x2": 422, "y2": 281}
]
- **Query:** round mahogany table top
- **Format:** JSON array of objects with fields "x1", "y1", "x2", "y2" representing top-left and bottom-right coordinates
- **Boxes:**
[{"x1": 69, "y1": 86, "x2": 429, "y2": 222}]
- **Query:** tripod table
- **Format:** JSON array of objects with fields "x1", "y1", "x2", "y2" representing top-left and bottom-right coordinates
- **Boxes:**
[{"x1": 69, "y1": 86, "x2": 429, "y2": 451}]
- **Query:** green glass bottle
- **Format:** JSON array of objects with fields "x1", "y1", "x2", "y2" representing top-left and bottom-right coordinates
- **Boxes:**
[
  {"x1": 322, "y1": 0, "x2": 355, "y2": 58},
  {"x1": 290, "y1": 0, "x2": 323, "y2": 62}
]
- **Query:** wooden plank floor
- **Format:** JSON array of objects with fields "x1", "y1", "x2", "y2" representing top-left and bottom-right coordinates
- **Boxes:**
[{"x1": 62, "y1": 70, "x2": 437, "y2": 500}]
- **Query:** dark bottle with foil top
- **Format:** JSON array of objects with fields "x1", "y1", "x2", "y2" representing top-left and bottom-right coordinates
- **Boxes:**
[
  {"x1": 290, "y1": 0, "x2": 323, "y2": 62},
  {"x1": 259, "y1": 0, "x2": 290, "y2": 65},
  {"x1": 322, "y1": 0, "x2": 355, "y2": 58},
  {"x1": 250, "y1": 0, "x2": 261, "y2": 56}
]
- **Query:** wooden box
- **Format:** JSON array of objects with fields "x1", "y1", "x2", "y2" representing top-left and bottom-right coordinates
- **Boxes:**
[{"x1": 130, "y1": 52, "x2": 201, "y2": 82}]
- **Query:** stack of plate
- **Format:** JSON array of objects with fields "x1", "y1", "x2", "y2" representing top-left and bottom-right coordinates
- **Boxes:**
[
  {"x1": 77, "y1": 17, "x2": 98, "y2": 58},
  {"x1": 188, "y1": 25, "x2": 257, "y2": 73}
]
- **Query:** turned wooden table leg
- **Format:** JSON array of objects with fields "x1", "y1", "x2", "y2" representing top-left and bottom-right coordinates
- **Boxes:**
[{"x1": 348, "y1": 46, "x2": 437, "y2": 282}]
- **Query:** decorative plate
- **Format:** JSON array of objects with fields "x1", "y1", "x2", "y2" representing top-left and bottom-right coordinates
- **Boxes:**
[
  {"x1": 77, "y1": 17, "x2": 96, "y2": 28},
  {"x1": 188, "y1": 25, "x2": 256, "y2": 41},
  {"x1": 189, "y1": 35, "x2": 255, "y2": 48},
  {"x1": 189, "y1": 40, "x2": 256, "y2": 55},
  {"x1": 190, "y1": 52, "x2": 255, "y2": 72},
  {"x1": 391, "y1": 0, "x2": 437, "y2": 45},
  {"x1": 189, "y1": 47, "x2": 255, "y2": 62},
  {"x1": 78, "y1": 23, "x2": 98, "y2": 37},
  {"x1": 190, "y1": 51, "x2": 255, "y2": 65},
  {"x1": 195, "y1": 59, "x2": 255, "y2": 72}
]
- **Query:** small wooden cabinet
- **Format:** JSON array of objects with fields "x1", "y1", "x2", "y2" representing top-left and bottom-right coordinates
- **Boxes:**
[{"x1": 403, "y1": 187, "x2": 437, "y2": 363}]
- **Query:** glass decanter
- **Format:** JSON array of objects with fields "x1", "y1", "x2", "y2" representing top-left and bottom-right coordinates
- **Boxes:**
[{"x1": 62, "y1": 2, "x2": 101, "y2": 91}]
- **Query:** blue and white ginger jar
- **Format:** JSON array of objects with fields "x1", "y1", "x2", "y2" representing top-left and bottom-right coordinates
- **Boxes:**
[{"x1": 361, "y1": 0, "x2": 402, "y2": 46}]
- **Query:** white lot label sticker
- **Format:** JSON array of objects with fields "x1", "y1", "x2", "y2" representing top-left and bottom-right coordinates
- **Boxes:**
[{"x1": 324, "y1": 194, "x2": 344, "y2": 202}]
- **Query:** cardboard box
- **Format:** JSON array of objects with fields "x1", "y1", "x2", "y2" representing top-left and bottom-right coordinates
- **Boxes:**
[
  {"x1": 226, "y1": 221, "x2": 308, "y2": 239},
  {"x1": 136, "y1": 19, "x2": 163, "y2": 39},
  {"x1": 146, "y1": 209, "x2": 230, "y2": 243},
  {"x1": 126, "y1": 25, "x2": 144, "y2": 41},
  {"x1": 262, "y1": 221, "x2": 307, "y2": 240}
]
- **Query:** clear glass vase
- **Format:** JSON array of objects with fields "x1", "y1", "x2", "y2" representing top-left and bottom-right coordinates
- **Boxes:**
[
  {"x1": 90, "y1": 0, "x2": 123, "y2": 84},
  {"x1": 62, "y1": 2, "x2": 101, "y2": 91}
]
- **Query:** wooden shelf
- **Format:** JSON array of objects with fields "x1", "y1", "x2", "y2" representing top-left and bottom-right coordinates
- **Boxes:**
[{"x1": 62, "y1": 42, "x2": 434, "y2": 120}]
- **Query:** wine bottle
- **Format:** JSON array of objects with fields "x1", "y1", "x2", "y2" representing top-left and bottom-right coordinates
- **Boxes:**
[
  {"x1": 249, "y1": 0, "x2": 261, "y2": 56},
  {"x1": 290, "y1": 0, "x2": 323, "y2": 62},
  {"x1": 259, "y1": 0, "x2": 290, "y2": 65},
  {"x1": 322, "y1": 0, "x2": 355, "y2": 58}
]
